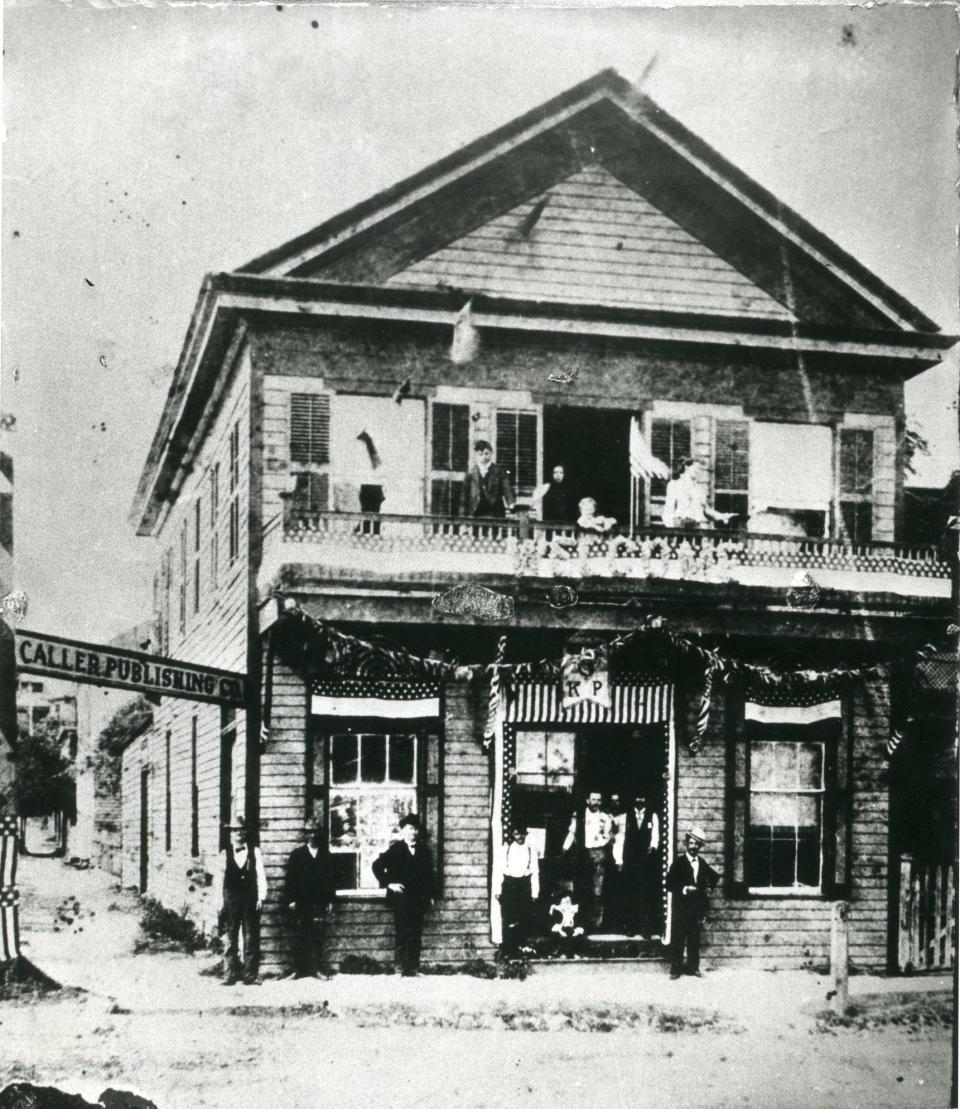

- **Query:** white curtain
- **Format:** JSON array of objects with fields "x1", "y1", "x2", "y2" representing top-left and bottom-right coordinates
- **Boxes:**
[{"x1": 750, "y1": 423, "x2": 833, "y2": 512}]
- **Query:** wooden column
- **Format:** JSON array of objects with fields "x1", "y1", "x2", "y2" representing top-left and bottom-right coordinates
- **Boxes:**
[{"x1": 830, "y1": 900, "x2": 849, "y2": 1015}]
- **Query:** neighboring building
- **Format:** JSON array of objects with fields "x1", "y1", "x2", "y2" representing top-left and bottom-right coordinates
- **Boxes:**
[
  {"x1": 126, "y1": 71, "x2": 955, "y2": 974},
  {"x1": 73, "y1": 622, "x2": 155, "y2": 874}
]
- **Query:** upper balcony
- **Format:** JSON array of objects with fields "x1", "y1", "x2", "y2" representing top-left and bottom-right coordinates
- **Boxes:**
[{"x1": 259, "y1": 506, "x2": 953, "y2": 602}]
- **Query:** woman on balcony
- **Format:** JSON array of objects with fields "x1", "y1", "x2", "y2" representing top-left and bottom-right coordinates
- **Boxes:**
[{"x1": 663, "y1": 458, "x2": 737, "y2": 530}]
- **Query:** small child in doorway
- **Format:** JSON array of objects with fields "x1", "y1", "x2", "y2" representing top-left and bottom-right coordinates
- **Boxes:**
[{"x1": 549, "y1": 889, "x2": 585, "y2": 957}]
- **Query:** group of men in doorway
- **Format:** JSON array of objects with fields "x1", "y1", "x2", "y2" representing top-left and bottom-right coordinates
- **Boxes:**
[{"x1": 215, "y1": 805, "x2": 717, "y2": 983}]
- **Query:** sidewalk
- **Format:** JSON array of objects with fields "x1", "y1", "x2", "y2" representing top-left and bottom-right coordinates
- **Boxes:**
[{"x1": 15, "y1": 853, "x2": 952, "y2": 1027}]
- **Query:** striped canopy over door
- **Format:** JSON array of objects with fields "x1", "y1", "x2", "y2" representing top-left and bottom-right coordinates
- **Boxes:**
[{"x1": 505, "y1": 681, "x2": 673, "y2": 725}]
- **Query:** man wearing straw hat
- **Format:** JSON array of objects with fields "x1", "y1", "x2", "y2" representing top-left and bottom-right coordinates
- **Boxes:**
[
  {"x1": 216, "y1": 815, "x2": 268, "y2": 986},
  {"x1": 284, "y1": 820, "x2": 334, "y2": 979},
  {"x1": 666, "y1": 827, "x2": 718, "y2": 979}
]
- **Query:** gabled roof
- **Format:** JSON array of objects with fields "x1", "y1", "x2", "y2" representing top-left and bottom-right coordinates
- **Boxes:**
[{"x1": 239, "y1": 68, "x2": 939, "y2": 334}]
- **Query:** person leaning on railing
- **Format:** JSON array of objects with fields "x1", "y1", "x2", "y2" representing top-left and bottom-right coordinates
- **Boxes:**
[{"x1": 663, "y1": 457, "x2": 737, "y2": 529}]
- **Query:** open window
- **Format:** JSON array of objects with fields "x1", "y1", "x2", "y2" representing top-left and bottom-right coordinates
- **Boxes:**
[
  {"x1": 749, "y1": 422, "x2": 832, "y2": 537},
  {"x1": 647, "y1": 418, "x2": 691, "y2": 524},
  {"x1": 727, "y1": 698, "x2": 849, "y2": 897},
  {"x1": 430, "y1": 402, "x2": 470, "y2": 515}
]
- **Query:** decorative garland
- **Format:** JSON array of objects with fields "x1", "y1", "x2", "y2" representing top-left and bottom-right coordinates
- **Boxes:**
[{"x1": 277, "y1": 604, "x2": 955, "y2": 756}]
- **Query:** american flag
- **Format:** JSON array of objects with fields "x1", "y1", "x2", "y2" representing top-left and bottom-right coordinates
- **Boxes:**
[{"x1": 0, "y1": 816, "x2": 20, "y2": 962}]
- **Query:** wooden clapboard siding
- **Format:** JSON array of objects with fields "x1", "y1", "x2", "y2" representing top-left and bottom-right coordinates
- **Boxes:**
[
  {"x1": 387, "y1": 166, "x2": 792, "y2": 320},
  {"x1": 257, "y1": 669, "x2": 494, "y2": 973},
  {"x1": 119, "y1": 346, "x2": 252, "y2": 933},
  {"x1": 677, "y1": 680, "x2": 891, "y2": 970}
]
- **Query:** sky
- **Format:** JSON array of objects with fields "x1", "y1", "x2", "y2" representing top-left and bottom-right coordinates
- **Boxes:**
[{"x1": 2, "y1": 2, "x2": 957, "y2": 645}]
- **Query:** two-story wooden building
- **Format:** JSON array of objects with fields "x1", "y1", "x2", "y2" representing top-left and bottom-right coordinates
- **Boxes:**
[{"x1": 125, "y1": 70, "x2": 955, "y2": 975}]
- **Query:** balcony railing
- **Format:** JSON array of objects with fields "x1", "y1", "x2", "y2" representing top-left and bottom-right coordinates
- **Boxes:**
[{"x1": 273, "y1": 509, "x2": 952, "y2": 593}]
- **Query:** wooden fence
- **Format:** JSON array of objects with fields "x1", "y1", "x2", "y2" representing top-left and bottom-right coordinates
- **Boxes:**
[{"x1": 898, "y1": 855, "x2": 956, "y2": 973}]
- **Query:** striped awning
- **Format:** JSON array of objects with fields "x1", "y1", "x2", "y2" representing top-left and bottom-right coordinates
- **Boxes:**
[
  {"x1": 504, "y1": 682, "x2": 672, "y2": 725},
  {"x1": 743, "y1": 698, "x2": 841, "y2": 739}
]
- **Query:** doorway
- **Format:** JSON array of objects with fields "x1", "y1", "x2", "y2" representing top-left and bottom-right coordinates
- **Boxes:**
[
  {"x1": 139, "y1": 767, "x2": 149, "y2": 895},
  {"x1": 542, "y1": 407, "x2": 633, "y2": 525},
  {"x1": 508, "y1": 723, "x2": 668, "y2": 951}
]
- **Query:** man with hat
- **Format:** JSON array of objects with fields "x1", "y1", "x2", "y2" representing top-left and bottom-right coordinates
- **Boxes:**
[
  {"x1": 284, "y1": 820, "x2": 335, "y2": 979},
  {"x1": 666, "y1": 827, "x2": 718, "y2": 979},
  {"x1": 216, "y1": 815, "x2": 268, "y2": 986},
  {"x1": 372, "y1": 813, "x2": 436, "y2": 976}
]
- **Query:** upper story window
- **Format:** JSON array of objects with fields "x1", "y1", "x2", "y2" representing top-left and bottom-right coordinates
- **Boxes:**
[
  {"x1": 648, "y1": 418, "x2": 691, "y2": 524},
  {"x1": 178, "y1": 522, "x2": 188, "y2": 636},
  {"x1": 750, "y1": 422, "x2": 832, "y2": 538},
  {"x1": 430, "y1": 402, "x2": 469, "y2": 515},
  {"x1": 495, "y1": 409, "x2": 538, "y2": 499},
  {"x1": 192, "y1": 499, "x2": 202, "y2": 614},
  {"x1": 839, "y1": 428, "x2": 873, "y2": 543},
  {"x1": 290, "y1": 394, "x2": 330, "y2": 465},
  {"x1": 228, "y1": 422, "x2": 240, "y2": 564},
  {"x1": 209, "y1": 463, "x2": 219, "y2": 589},
  {"x1": 713, "y1": 419, "x2": 750, "y2": 520}
]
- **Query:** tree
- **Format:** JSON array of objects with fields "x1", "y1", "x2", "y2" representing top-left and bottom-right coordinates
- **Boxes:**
[{"x1": 12, "y1": 726, "x2": 74, "y2": 818}]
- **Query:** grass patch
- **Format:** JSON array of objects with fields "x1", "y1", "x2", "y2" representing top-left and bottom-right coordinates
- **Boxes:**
[
  {"x1": 815, "y1": 992, "x2": 953, "y2": 1034},
  {"x1": 421, "y1": 957, "x2": 532, "y2": 981},
  {"x1": 338, "y1": 953, "x2": 394, "y2": 975},
  {"x1": 349, "y1": 1001, "x2": 741, "y2": 1034},
  {"x1": 133, "y1": 897, "x2": 210, "y2": 955}
]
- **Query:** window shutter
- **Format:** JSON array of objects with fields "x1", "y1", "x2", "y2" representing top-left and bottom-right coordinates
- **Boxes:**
[
  {"x1": 431, "y1": 403, "x2": 469, "y2": 472},
  {"x1": 422, "y1": 731, "x2": 443, "y2": 893},
  {"x1": 726, "y1": 699, "x2": 749, "y2": 897},
  {"x1": 290, "y1": 394, "x2": 331, "y2": 465},
  {"x1": 823, "y1": 713, "x2": 851, "y2": 898},
  {"x1": 649, "y1": 418, "x2": 691, "y2": 499},
  {"x1": 840, "y1": 429, "x2": 873, "y2": 496},
  {"x1": 495, "y1": 410, "x2": 538, "y2": 497},
  {"x1": 715, "y1": 420, "x2": 749, "y2": 491},
  {"x1": 430, "y1": 478, "x2": 463, "y2": 517}
]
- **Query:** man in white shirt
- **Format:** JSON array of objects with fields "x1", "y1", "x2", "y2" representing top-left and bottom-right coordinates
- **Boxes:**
[
  {"x1": 563, "y1": 791, "x2": 614, "y2": 931},
  {"x1": 499, "y1": 825, "x2": 540, "y2": 955},
  {"x1": 216, "y1": 816, "x2": 268, "y2": 986},
  {"x1": 666, "y1": 827, "x2": 719, "y2": 979}
]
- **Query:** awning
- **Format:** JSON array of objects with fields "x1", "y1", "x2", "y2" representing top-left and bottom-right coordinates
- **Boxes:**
[
  {"x1": 505, "y1": 681, "x2": 672, "y2": 725},
  {"x1": 743, "y1": 698, "x2": 841, "y2": 739}
]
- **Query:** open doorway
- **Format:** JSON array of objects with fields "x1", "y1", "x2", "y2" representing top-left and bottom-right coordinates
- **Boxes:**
[
  {"x1": 542, "y1": 407, "x2": 632, "y2": 526},
  {"x1": 508, "y1": 723, "x2": 668, "y2": 955}
]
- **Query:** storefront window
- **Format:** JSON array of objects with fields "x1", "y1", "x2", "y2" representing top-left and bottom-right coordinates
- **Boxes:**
[
  {"x1": 515, "y1": 730, "x2": 575, "y2": 790},
  {"x1": 328, "y1": 732, "x2": 418, "y2": 890},
  {"x1": 747, "y1": 740, "x2": 824, "y2": 890}
]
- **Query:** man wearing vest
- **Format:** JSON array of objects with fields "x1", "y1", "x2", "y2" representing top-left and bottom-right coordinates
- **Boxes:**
[
  {"x1": 666, "y1": 827, "x2": 718, "y2": 979},
  {"x1": 284, "y1": 821, "x2": 335, "y2": 979},
  {"x1": 562, "y1": 791, "x2": 614, "y2": 932},
  {"x1": 613, "y1": 793, "x2": 662, "y2": 938},
  {"x1": 216, "y1": 816, "x2": 268, "y2": 986}
]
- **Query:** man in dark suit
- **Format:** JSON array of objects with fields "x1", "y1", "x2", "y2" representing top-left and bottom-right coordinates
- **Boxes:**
[
  {"x1": 284, "y1": 822, "x2": 335, "y2": 979},
  {"x1": 615, "y1": 792, "x2": 662, "y2": 938},
  {"x1": 463, "y1": 440, "x2": 514, "y2": 518},
  {"x1": 372, "y1": 814, "x2": 436, "y2": 976},
  {"x1": 666, "y1": 827, "x2": 718, "y2": 978}
]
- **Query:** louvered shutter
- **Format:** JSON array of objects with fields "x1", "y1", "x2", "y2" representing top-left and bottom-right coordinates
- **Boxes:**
[
  {"x1": 839, "y1": 429, "x2": 873, "y2": 542},
  {"x1": 431, "y1": 403, "x2": 469, "y2": 472},
  {"x1": 290, "y1": 394, "x2": 331, "y2": 465},
  {"x1": 714, "y1": 419, "x2": 750, "y2": 518},
  {"x1": 496, "y1": 410, "x2": 538, "y2": 497}
]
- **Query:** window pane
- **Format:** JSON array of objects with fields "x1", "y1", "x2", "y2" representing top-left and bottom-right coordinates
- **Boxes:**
[
  {"x1": 545, "y1": 731, "x2": 575, "y2": 789},
  {"x1": 356, "y1": 790, "x2": 417, "y2": 889},
  {"x1": 515, "y1": 732, "x2": 547, "y2": 785},
  {"x1": 751, "y1": 742, "x2": 796, "y2": 790},
  {"x1": 360, "y1": 734, "x2": 386, "y2": 783},
  {"x1": 795, "y1": 794, "x2": 819, "y2": 828},
  {"x1": 797, "y1": 743, "x2": 823, "y2": 790},
  {"x1": 751, "y1": 792, "x2": 796, "y2": 828},
  {"x1": 331, "y1": 735, "x2": 358, "y2": 784},
  {"x1": 388, "y1": 734, "x2": 416, "y2": 783},
  {"x1": 796, "y1": 824, "x2": 821, "y2": 886},
  {"x1": 329, "y1": 792, "x2": 358, "y2": 848}
]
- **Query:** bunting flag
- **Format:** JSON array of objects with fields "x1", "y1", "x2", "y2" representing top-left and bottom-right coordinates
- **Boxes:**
[
  {"x1": 312, "y1": 679, "x2": 441, "y2": 719},
  {"x1": 690, "y1": 663, "x2": 718, "y2": 753},
  {"x1": 629, "y1": 416, "x2": 670, "y2": 481},
  {"x1": 483, "y1": 635, "x2": 508, "y2": 749},
  {"x1": 1, "y1": 816, "x2": 20, "y2": 963},
  {"x1": 560, "y1": 646, "x2": 611, "y2": 710}
]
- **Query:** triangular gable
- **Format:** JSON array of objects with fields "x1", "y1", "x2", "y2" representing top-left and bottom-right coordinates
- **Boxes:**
[
  {"x1": 239, "y1": 69, "x2": 939, "y2": 334},
  {"x1": 386, "y1": 165, "x2": 792, "y2": 319}
]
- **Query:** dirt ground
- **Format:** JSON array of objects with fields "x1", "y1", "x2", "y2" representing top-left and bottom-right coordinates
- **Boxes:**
[{"x1": 1, "y1": 856, "x2": 953, "y2": 1109}]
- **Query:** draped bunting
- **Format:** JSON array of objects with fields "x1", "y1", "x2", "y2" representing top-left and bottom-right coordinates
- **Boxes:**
[
  {"x1": 1, "y1": 816, "x2": 20, "y2": 964},
  {"x1": 275, "y1": 604, "x2": 955, "y2": 757}
]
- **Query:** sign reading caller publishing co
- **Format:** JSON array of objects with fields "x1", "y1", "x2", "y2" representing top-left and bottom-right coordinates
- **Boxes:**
[{"x1": 15, "y1": 630, "x2": 247, "y2": 707}]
